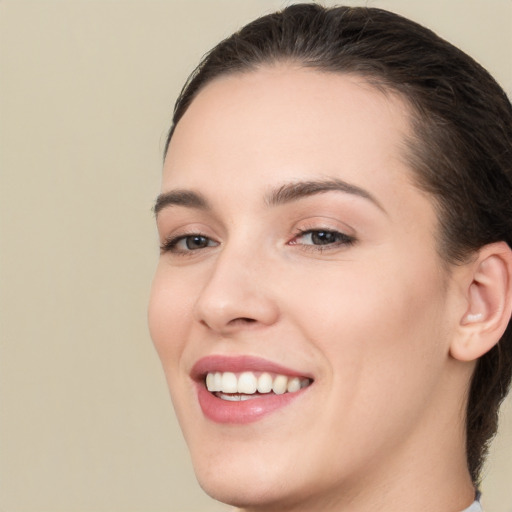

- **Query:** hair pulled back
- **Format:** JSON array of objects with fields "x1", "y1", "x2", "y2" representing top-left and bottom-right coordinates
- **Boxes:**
[{"x1": 164, "y1": 3, "x2": 512, "y2": 483}]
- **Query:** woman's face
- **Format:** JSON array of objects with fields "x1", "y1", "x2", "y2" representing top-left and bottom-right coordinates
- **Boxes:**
[{"x1": 149, "y1": 67, "x2": 462, "y2": 509}]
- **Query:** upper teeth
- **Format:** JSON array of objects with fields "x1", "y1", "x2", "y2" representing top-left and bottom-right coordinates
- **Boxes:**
[{"x1": 205, "y1": 371, "x2": 310, "y2": 395}]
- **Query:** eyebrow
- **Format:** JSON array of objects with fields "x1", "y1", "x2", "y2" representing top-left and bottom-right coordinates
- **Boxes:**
[
  {"x1": 154, "y1": 178, "x2": 385, "y2": 216},
  {"x1": 154, "y1": 189, "x2": 211, "y2": 216},
  {"x1": 266, "y1": 178, "x2": 386, "y2": 212}
]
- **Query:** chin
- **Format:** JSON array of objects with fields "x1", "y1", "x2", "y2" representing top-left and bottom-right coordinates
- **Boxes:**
[
  {"x1": 196, "y1": 471, "x2": 305, "y2": 511},
  {"x1": 197, "y1": 473, "x2": 278, "y2": 509},
  {"x1": 189, "y1": 443, "x2": 306, "y2": 509},
  {"x1": 189, "y1": 438, "x2": 341, "y2": 511}
]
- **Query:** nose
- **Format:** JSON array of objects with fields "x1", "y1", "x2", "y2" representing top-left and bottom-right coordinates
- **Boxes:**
[{"x1": 193, "y1": 245, "x2": 280, "y2": 335}]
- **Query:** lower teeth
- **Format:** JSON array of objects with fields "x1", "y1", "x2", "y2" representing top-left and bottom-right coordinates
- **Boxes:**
[{"x1": 215, "y1": 392, "x2": 266, "y2": 401}]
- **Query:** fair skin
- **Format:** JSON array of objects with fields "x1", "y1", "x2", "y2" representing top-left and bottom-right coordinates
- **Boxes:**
[{"x1": 149, "y1": 66, "x2": 510, "y2": 511}]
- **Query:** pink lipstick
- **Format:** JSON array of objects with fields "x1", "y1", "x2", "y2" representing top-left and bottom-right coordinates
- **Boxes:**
[{"x1": 191, "y1": 355, "x2": 313, "y2": 424}]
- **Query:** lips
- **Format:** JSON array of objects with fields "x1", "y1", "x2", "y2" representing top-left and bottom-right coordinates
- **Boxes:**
[{"x1": 191, "y1": 355, "x2": 313, "y2": 424}]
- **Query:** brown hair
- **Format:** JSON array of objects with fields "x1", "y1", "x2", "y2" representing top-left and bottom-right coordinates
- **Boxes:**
[{"x1": 164, "y1": 3, "x2": 512, "y2": 483}]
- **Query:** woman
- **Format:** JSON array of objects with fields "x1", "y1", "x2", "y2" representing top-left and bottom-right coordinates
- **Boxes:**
[{"x1": 148, "y1": 4, "x2": 512, "y2": 511}]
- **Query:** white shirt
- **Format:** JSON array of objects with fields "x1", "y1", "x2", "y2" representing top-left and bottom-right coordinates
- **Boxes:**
[{"x1": 462, "y1": 500, "x2": 483, "y2": 512}]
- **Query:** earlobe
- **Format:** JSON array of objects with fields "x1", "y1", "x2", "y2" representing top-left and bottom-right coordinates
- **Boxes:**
[{"x1": 450, "y1": 242, "x2": 512, "y2": 362}]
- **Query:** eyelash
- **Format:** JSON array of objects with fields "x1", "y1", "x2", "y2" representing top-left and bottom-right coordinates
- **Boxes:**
[
  {"x1": 289, "y1": 228, "x2": 356, "y2": 251},
  {"x1": 160, "y1": 228, "x2": 356, "y2": 256},
  {"x1": 160, "y1": 232, "x2": 218, "y2": 255}
]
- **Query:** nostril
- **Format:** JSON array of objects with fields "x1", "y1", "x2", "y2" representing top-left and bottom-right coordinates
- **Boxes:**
[
  {"x1": 199, "y1": 316, "x2": 257, "y2": 332},
  {"x1": 230, "y1": 317, "x2": 257, "y2": 325}
]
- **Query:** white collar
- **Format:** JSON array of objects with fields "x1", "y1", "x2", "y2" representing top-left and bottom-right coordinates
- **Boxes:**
[{"x1": 461, "y1": 500, "x2": 483, "y2": 512}]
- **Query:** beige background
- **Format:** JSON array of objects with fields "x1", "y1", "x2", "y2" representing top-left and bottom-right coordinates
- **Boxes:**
[{"x1": 1, "y1": 1, "x2": 511, "y2": 511}]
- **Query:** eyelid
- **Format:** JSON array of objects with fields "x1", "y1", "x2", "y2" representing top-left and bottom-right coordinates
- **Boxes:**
[
  {"x1": 287, "y1": 215, "x2": 357, "y2": 253},
  {"x1": 159, "y1": 226, "x2": 220, "y2": 255},
  {"x1": 290, "y1": 216, "x2": 355, "y2": 237},
  {"x1": 289, "y1": 228, "x2": 356, "y2": 248}
]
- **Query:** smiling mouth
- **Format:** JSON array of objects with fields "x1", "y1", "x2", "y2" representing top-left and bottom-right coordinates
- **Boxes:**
[
  {"x1": 192, "y1": 355, "x2": 314, "y2": 423},
  {"x1": 205, "y1": 371, "x2": 312, "y2": 400}
]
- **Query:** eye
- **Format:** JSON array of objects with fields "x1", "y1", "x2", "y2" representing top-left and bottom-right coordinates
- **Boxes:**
[
  {"x1": 290, "y1": 229, "x2": 355, "y2": 249},
  {"x1": 161, "y1": 233, "x2": 219, "y2": 254}
]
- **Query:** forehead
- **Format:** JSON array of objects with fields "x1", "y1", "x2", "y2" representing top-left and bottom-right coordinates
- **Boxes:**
[
  {"x1": 163, "y1": 66, "x2": 430, "y2": 222},
  {"x1": 166, "y1": 66, "x2": 412, "y2": 177}
]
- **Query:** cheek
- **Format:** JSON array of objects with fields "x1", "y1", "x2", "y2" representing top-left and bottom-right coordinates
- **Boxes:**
[
  {"x1": 277, "y1": 258, "x2": 451, "y2": 467},
  {"x1": 148, "y1": 263, "x2": 196, "y2": 369},
  {"x1": 285, "y1": 255, "x2": 449, "y2": 396}
]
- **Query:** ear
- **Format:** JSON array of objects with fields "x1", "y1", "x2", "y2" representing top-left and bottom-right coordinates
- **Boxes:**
[{"x1": 450, "y1": 242, "x2": 512, "y2": 362}]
